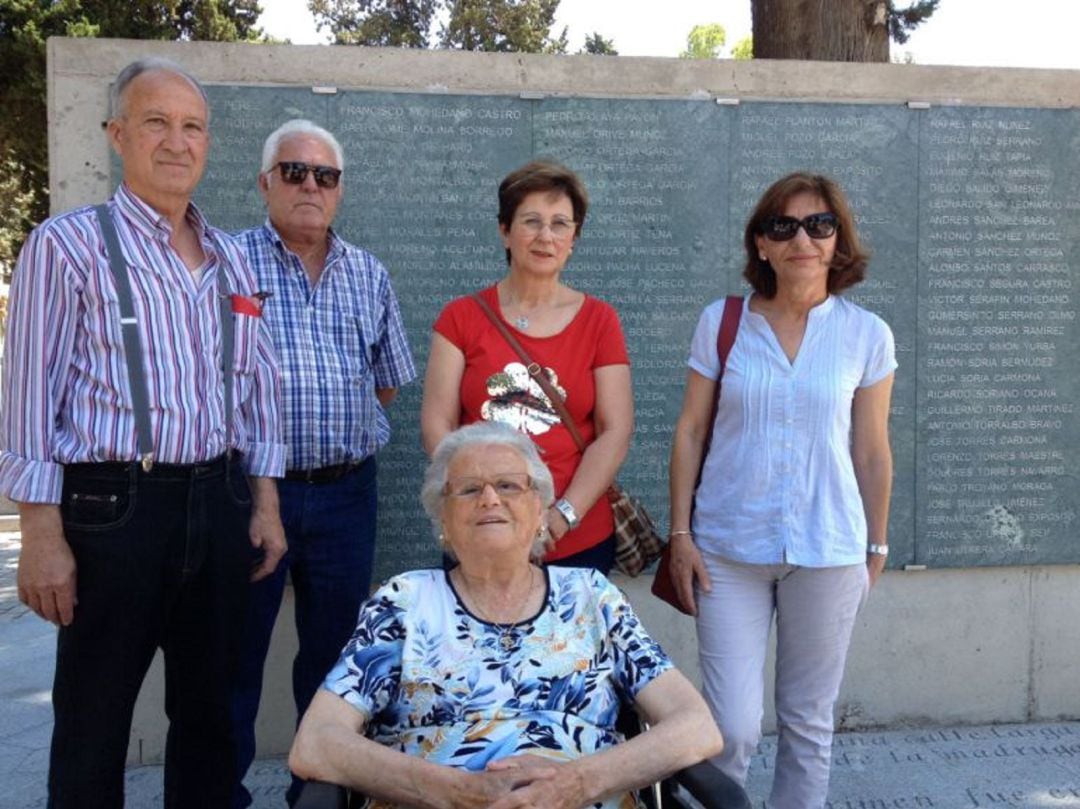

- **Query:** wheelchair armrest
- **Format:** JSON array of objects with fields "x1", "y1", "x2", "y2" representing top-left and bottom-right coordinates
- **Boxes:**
[
  {"x1": 292, "y1": 780, "x2": 349, "y2": 809},
  {"x1": 668, "y1": 761, "x2": 753, "y2": 809}
]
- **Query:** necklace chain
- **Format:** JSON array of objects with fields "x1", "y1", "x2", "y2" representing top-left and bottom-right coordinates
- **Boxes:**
[
  {"x1": 501, "y1": 282, "x2": 561, "y2": 333},
  {"x1": 457, "y1": 567, "x2": 536, "y2": 651}
]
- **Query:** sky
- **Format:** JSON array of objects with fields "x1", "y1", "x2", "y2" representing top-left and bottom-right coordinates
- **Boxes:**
[{"x1": 258, "y1": 0, "x2": 1080, "y2": 70}]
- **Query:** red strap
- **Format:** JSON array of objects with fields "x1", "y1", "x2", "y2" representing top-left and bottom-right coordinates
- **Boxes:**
[
  {"x1": 716, "y1": 295, "x2": 743, "y2": 379},
  {"x1": 696, "y1": 296, "x2": 743, "y2": 490}
]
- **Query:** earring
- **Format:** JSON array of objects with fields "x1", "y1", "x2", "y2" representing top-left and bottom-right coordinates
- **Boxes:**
[{"x1": 759, "y1": 253, "x2": 768, "y2": 262}]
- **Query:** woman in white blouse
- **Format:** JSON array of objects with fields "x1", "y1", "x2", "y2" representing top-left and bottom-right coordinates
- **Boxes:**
[{"x1": 667, "y1": 172, "x2": 895, "y2": 809}]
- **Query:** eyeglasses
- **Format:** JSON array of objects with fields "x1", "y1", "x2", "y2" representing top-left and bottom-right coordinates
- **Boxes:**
[
  {"x1": 271, "y1": 161, "x2": 342, "y2": 189},
  {"x1": 445, "y1": 473, "x2": 534, "y2": 500},
  {"x1": 517, "y1": 215, "x2": 576, "y2": 240},
  {"x1": 760, "y1": 213, "x2": 838, "y2": 241}
]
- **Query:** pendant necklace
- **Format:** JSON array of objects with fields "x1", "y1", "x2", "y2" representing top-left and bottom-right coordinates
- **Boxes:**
[
  {"x1": 501, "y1": 284, "x2": 532, "y2": 331},
  {"x1": 459, "y1": 567, "x2": 536, "y2": 653}
]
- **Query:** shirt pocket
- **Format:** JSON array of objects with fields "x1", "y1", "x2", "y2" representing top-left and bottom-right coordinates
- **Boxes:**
[
  {"x1": 229, "y1": 308, "x2": 262, "y2": 406},
  {"x1": 335, "y1": 312, "x2": 372, "y2": 381}
]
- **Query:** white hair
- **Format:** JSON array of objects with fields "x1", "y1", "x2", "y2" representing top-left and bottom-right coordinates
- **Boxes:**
[
  {"x1": 110, "y1": 57, "x2": 207, "y2": 120},
  {"x1": 420, "y1": 422, "x2": 555, "y2": 559},
  {"x1": 260, "y1": 119, "x2": 344, "y2": 173}
]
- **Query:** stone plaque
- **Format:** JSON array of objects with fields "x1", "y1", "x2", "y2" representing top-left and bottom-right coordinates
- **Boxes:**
[{"x1": 111, "y1": 86, "x2": 1080, "y2": 575}]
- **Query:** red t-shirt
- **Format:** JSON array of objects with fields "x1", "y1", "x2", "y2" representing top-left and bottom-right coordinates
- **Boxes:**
[{"x1": 433, "y1": 285, "x2": 630, "y2": 559}]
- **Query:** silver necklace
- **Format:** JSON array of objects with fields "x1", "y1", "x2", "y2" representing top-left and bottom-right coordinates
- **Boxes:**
[
  {"x1": 458, "y1": 567, "x2": 536, "y2": 652},
  {"x1": 513, "y1": 314, "x2": 529, "y2": 331}
]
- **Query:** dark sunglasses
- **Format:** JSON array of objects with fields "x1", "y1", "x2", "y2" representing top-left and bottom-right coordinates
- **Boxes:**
[
  {"x1": 272, "y1": 161, "x2": 342, "y2": 189},
  {"x1": 760, "y1": 212, "x2": 838, "y2": 241}
]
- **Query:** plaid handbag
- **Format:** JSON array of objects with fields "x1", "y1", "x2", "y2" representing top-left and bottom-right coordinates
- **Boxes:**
[{"x1": 608, "y1": 485, "x2": 665, "y2": 576}]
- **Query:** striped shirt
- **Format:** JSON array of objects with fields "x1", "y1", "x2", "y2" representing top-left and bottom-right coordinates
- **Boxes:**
[
  {"x1": 235, "y1": 222, "x2": 416, "y2": 471},
  {"x1": 0, "y1": 184, "x2": 286, "y2": 504}
]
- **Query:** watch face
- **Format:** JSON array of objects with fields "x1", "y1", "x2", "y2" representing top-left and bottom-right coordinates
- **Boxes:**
[{"x1": 556, "y1": 499, "x2": 578, "y2": 527}]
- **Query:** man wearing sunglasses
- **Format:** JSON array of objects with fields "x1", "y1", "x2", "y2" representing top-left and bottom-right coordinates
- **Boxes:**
[
  {"x1": 230, "y1": 119, "x2": 416, "y2": 807},
  {"x1": 0, "y1": 58, "x2": 286, "y2": 807}
]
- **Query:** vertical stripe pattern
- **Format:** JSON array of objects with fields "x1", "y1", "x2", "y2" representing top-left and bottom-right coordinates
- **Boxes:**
[{"x1": 0, "y1": 185, "x2": 285, "y2": 503}]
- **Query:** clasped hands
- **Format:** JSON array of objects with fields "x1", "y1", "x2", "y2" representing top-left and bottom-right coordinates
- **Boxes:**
[{"x1": 454, "y1": 754, "x2": 586, "y2": 809}]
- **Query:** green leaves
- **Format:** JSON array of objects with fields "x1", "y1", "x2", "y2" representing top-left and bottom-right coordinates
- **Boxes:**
[
  {"x1": 0, "y1": 0, "x2": 264, "y2": 276},
  {"x1": 308, "y1": 0, "x2": 572, "y2": 53}
]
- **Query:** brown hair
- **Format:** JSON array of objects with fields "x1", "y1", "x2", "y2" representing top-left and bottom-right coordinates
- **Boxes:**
[
  {"x1": 742, "y1": 172, "x2": 870, "y2": 298},
  {"x1": 497, "y1": 160, "x2": 589, "y2": 264}
]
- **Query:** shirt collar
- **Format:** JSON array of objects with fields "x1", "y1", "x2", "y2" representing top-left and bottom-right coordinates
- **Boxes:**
[
  {"x1": 261, "y1": 218, "x2": 345, "y2": 264},
  {"x1": 809, "y1": 293, "x2": 837, "y2": 319},
  {"x1": 113, "y1": 182, "x2": 210, "y2": 243}
]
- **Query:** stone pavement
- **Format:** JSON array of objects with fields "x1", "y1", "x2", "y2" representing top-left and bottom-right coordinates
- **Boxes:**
[{"x1": 2, "y1": 528, "x2": 1078, "y2": 809}]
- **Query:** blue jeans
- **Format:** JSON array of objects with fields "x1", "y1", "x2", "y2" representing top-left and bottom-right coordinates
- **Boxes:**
[
  {"x1": 231, "y1": 457, "x2": 378, "y2": 808},
  {"x1": 50, "y1": 455, "x2": 253, "y2": 809}
]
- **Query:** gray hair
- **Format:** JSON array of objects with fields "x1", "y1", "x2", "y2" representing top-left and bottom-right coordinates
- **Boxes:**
[
  {"x1": 110, "y1": 57, "x2": 208, "y2": 120},
  {"x1": 260, "y1": 119, "x2": 345, "y2": 173},
  {"x1": 421, "y1": 422, "x2": 555, "y2": 559}
]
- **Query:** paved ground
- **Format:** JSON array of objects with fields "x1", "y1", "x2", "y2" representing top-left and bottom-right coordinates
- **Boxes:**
[{"x1": 2, "y1": 528, "x2": 1079, "y2": 808}]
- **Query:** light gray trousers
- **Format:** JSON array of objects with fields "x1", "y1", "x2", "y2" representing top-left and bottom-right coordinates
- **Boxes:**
[{"x1": 695, "y1": 551, "x2": 869, "y2": 809}]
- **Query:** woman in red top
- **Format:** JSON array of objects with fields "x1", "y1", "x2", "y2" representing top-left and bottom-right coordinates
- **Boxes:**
[{"x1": 420, "y1": 160, "x2": 633, "y2": 572}]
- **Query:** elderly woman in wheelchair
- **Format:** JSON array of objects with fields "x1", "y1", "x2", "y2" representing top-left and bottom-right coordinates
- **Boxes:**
[{"x1": 290, "y1": 423, "x2": 744, "y2": 808}]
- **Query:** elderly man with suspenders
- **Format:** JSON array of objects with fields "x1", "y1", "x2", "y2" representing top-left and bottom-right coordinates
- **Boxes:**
[{"x1": 0, "y1": 58, "x2": 285, "y2": 808}]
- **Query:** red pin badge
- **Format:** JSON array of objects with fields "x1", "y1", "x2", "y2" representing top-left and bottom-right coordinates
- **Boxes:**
[{"x1": 231, "y1": 291, "x2": 272, "y2": 317}]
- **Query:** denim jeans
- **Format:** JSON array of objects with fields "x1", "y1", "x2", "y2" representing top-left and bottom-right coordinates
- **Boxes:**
[
  {"x1": 48, "y1": 455, "x2": 253, "y2": 809},
  {"x1": 231, "y1": 457, "x2": 378, "y2": 808}
]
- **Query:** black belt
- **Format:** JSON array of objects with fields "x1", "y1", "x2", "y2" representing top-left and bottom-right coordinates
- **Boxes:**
[
  {"x1": 284, "y1": 461, "x2": 361, "y2": 484},
  {"x1": 65, "y1": 452, "x2": 235, "y2": 481}
]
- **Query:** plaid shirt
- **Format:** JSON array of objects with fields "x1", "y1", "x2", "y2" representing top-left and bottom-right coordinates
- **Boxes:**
[
  {"x1": 235, "y1": 222, "x2": 416, "y2": 471},
  {"x1": 0, "y1": 185, "x2": 285, "y2": 504}
]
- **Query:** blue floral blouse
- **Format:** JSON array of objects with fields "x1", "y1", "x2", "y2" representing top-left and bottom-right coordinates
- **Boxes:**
[{"x1": 322, "y1": 566, "x2": 675, "y2": 809}]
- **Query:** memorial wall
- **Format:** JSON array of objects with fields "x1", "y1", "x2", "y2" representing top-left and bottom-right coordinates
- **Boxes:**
[
  {"x1": 65, "y1": 39, "x2": 1079, "y2": 740},
  {"x1": 107, "y1": 78, "x2": 1079, "y2": 577}
]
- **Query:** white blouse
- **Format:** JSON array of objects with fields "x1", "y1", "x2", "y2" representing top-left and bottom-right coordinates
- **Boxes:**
[{"x1": 688, "y1": 294, "x2": 897, "y2": 567}]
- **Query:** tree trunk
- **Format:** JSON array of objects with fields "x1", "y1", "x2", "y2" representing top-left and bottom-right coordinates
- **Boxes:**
[{"x1": 752, "y1": 0, "x2": 889, "y2": 62}]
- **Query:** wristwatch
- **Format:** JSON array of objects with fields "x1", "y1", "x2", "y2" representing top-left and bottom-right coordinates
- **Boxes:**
[
  {"x1": 553, "y1": 498, "x2": 580, "y2": 530},
  {"x1": 867, "y1": 543, "x2": 889, "y2": 556}
]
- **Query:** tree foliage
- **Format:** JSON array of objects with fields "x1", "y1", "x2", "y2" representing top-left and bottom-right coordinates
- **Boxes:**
[
  {"x1": 751, "y1": 0, "x2": 939, "y2": 62},
  {"x1": 308, "y1": 0, "x2": 439, "y2": 46},
  {"x1": 679, "y1": 23, "x2": 725, "y2": 60},
  {"x1": 887, "y1": 0, "x2": 939, "y2": 44},
  {"x1": 311, "y1": 0, "x2": 576, "y2": 53},
  {"x1": 580, "y1": 31, "x2": 616, "y2": 55},
  {"x1": 0, "y1": 0, "x2": 263, "y2": 277},
  {"x1": 730, "y1": 35, "x2": 752, "y2": 60},
  {"x1": 442, "y1": 0, "x2": 562, "y2": 52}
]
